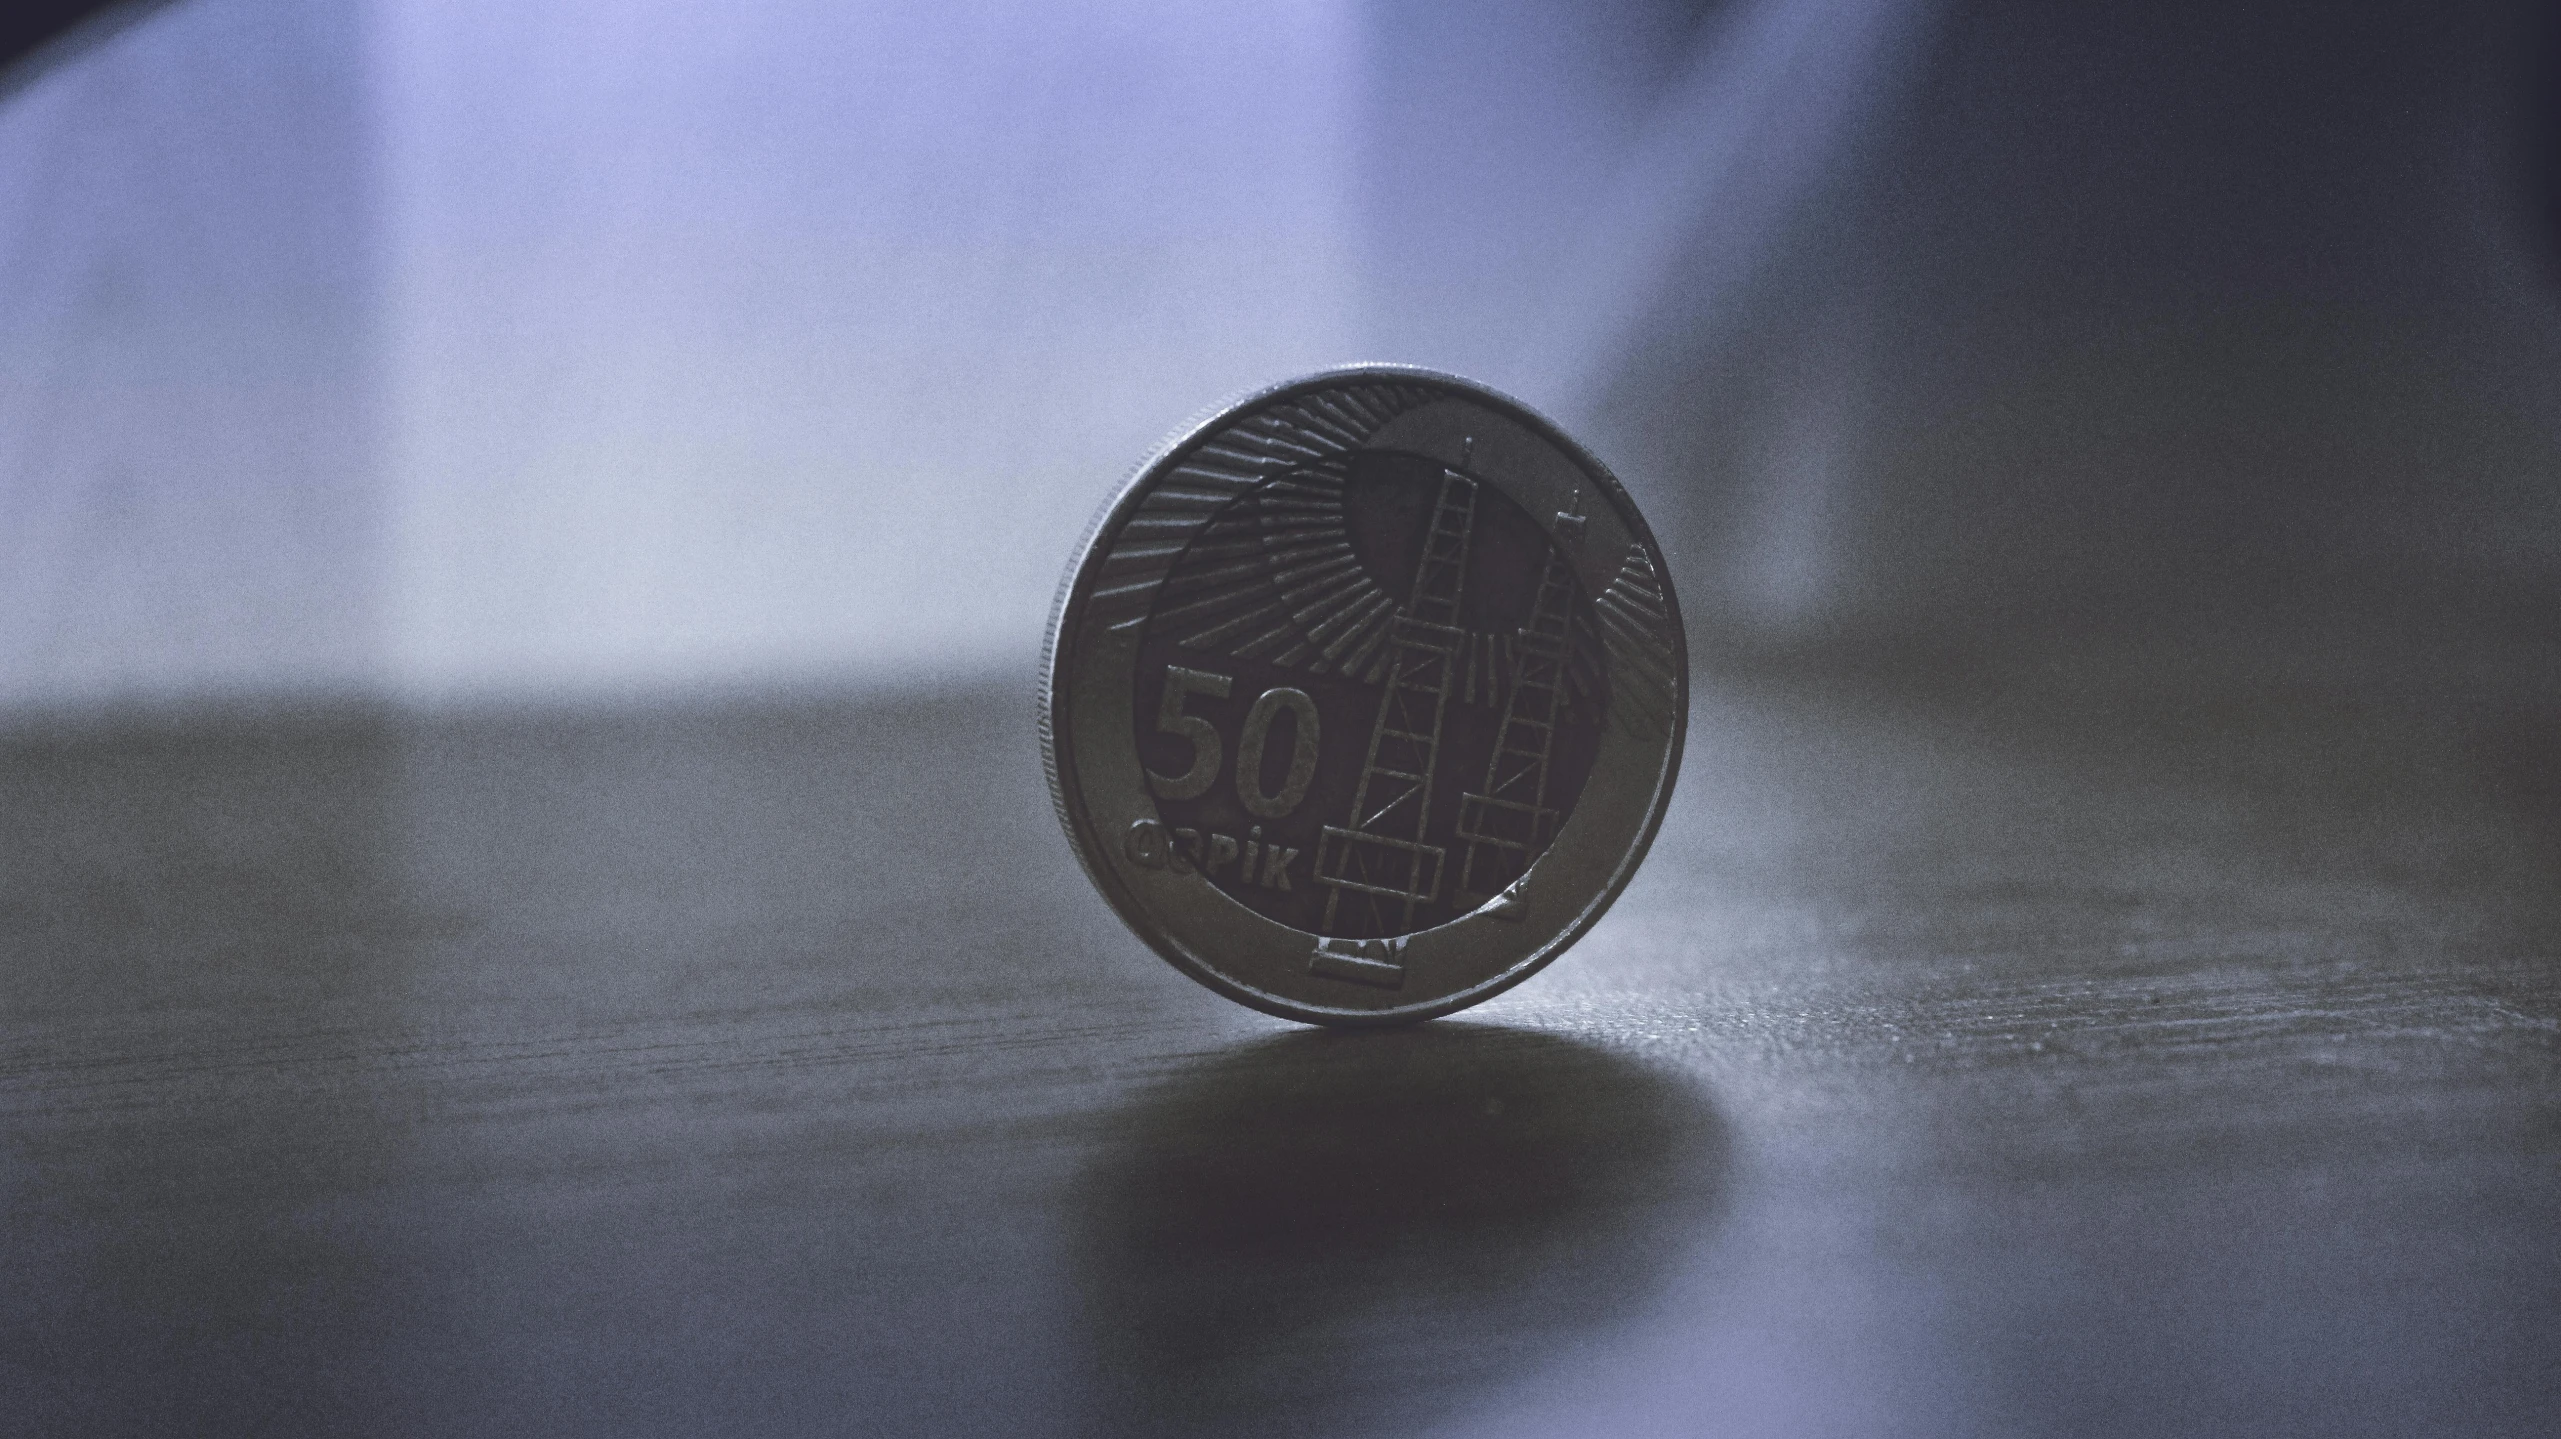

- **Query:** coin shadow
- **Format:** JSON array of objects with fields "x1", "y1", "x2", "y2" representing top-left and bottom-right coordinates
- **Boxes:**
[{"x1": 1072, "y1": 1024, "x2": 1732, "y2": 1438}]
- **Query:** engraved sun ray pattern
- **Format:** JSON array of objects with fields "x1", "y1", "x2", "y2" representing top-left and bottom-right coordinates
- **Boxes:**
[
  {"x1": 1150, "y1": 463, "x2": 1613, "y2": 711},
  {"x1": 1593, "y1": 544, "x2": 1677, "y2": 738},
  {"x1": 1093, "y1": 384, "x2": 1437, "y2": 634},
  {"x1": 1148, "y1": 457, "x2": 1400, "y2": 679}
]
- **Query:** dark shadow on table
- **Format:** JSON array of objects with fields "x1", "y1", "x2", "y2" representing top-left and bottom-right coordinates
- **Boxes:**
[{"x1": 1073, "y1": 1024, "x2": 1730, "y2": 1439}]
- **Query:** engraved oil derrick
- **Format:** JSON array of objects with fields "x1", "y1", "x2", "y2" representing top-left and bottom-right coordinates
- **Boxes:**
[
  {"x1": 1313, "y1": 461, "x2": 1479, "y2": 937},
  {"x1": 1454, "y1": 541, "x2": 1577, "y2": 910}
]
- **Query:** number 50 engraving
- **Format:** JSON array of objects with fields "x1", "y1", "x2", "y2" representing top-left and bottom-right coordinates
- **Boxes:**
[{"x1": 1147, "y1": 666, "x2": 1320, "y2": 819}]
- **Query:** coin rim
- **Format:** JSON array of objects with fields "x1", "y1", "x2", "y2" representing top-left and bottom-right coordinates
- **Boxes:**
[{"x1": 1039, "y1": 363, "x2": 1686, "y2": 1026}]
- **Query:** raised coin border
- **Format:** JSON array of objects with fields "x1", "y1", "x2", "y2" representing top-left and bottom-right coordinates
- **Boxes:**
[{"x1": 1040, "y1": 364, "x2": 1686, "y2": 1026}]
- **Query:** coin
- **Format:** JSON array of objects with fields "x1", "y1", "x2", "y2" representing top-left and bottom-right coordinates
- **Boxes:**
[{"x1": 1040, "y1": 366, "x2": 1685, "y2": 1026}]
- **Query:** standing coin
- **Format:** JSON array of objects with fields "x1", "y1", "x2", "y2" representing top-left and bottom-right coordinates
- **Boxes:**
[{"x1": 1040, "y1": 366, "x2": 1685, "y2": 1025}]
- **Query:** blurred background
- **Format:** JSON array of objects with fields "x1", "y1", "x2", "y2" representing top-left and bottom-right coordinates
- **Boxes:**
[{"x1": 6, "y1": 0, "x2": 2555, "y2": 719}]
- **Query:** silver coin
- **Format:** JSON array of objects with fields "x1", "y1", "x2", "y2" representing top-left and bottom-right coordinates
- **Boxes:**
[{"x1": 1040, "y1": 365, "x2": 1685, "y2": 1026}]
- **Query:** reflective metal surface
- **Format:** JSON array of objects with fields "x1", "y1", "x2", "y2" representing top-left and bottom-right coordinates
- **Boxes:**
[{"x1": 1043, "y1": 367, "x2": 1687, "y2": 1024}]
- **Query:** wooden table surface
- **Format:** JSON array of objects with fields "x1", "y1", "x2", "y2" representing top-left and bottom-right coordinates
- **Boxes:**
[{"x1": 4, "y1": 644, "x2": 2555, "y2": 1437}]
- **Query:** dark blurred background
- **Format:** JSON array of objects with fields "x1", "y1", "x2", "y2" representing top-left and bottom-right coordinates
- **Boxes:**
[{"x1": 4, "y1": 4, "x2": 2557, "y2": 1437}]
